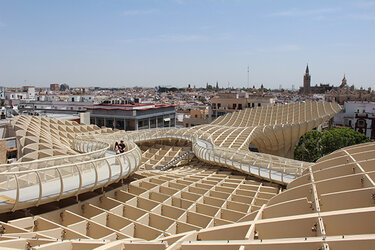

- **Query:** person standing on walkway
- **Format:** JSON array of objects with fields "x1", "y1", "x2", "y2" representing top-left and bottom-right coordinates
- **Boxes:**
[
  {"x1": 115, "y1": 142, "x2": 120, "y2": 154},
  {"x1": 119, "y1": 140, "x2": 126, "y2": 153}
]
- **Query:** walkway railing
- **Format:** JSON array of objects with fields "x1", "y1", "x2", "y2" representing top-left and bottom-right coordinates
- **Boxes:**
[
  {"x1": 0, "y1": 138, "x2": 109, "y2": 173},
  {"x1": 0, "y1": 139, "x2": 141, "y2": 213},
  {"x1": 192, "y1": 136, "x2": 308, "y2": 185},
  {"x1": 117, "y1": 128, "x2": 310, "y2": 185},
  {"x1": 160, "y1": 151, "x2": 194, "y2": 171}
]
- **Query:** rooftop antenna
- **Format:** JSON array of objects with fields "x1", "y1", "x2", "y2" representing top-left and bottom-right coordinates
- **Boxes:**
[{"x1": 247, "y1": 66, "x2": 250, "y2": 89}]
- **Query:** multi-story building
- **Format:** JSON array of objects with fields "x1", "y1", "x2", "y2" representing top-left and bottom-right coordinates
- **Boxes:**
[
  {"x1": 59, "y1": 83, "x2": 70, "y2": 91},
  {"x1": 49, "y1": 83, "x2": 60, "y2": 92},
  {"x1": 5, "y1": 92, "x2": 27, "y2": 100},
  {"x1": 87, "y1": 103, "x2": 176, "y2": 131},
  {"x1": 210, "y1": 92, "x2": 275, "y2": 118},
  {"x1": 182, "y1": 106, "x2": 211, "y2": 127},
  {"x1": 3, "y1": 86, "x2": 36, "y2": 101},
  {"x1": 18, "y1": 100, "x2": 94, "y2": 115},
  {"x1": 22, "y1": 86, "x2": 36, "y2": 100},
  {"x1": 333, "y1": 101, "x2": 375, "y2": 139},
  {"x1": 68, "y1": 95, "x2": 94, "y2": 102},
  {"x1": 0, "y1": 87, "x2": 6, "y2": 99},
  {"x1": 355, "y1": 111, "x2": 375, "y2": 140}
]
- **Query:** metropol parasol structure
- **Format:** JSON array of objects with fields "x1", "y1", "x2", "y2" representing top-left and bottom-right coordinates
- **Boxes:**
[{"x1": 0, "y1": 101, "x2": 373, "y2": 249}]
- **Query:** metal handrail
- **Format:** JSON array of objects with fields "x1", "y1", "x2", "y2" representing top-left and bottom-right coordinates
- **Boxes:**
[
  {"x1": 0, "y1": 139, "x2": 142, "y2": 213},
  {"x1": 0, "y1": 138, "x2": 109, "y2": 172},
  {"x1": 160, "y1": 151, "x2": 194, "y2": 171},
  {"x1": 114, "y1": 128, "x2": 307, "y2": 184},
  {"x1": 191, "y1": 135, "x2": 302, "y2": 185},
  {"x1": 0, "y1": 141, "x2": 139, "y2": 175}
]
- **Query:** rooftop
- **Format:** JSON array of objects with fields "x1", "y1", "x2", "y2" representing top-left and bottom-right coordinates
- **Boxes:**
[
  {"x1": 87, "y1": 103, "x2": 176, "y2": 111},
  {"x1": 0, "y1": 101, "x2": 373, "y2": 249}
]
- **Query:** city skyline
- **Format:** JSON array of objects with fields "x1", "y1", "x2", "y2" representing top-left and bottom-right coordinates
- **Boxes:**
[{"x1": 0, "y1": 0, "x2": 374, "y2": 89}]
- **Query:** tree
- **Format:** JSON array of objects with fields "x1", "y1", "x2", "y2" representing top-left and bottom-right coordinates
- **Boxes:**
[
  {"x1": 294, "y1": 130, "x2": 323, "y2": 162},
  {"x1": 294, "y1": 128, "x2": 370, "y2": 162},
  {"x1": 320, "y1": 128, "x2": 370, "y2": 155}
]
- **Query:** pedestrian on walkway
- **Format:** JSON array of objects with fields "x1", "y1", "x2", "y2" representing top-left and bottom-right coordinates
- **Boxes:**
[{"x1": 119, "y1": 140, "x2": 126, "y2": 153}]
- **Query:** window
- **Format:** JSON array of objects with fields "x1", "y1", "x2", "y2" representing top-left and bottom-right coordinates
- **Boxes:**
[
  {"x1": 217, "y1": 103, "x2": 221, "y2": 108},
  {"x1": 258, "y1": 103, "x2": 261, "y2": 107},
  {"x1": 238, "y1": 104, "x2": 242, "y2": 110},
  {"x1": 233, "y1": 104, "x2": 237, "y2": 109},
  {"x1": 195, "y1": 114, "x2": 198, "y2": 118}
]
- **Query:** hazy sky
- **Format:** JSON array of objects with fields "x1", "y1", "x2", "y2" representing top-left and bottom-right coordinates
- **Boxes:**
[{"x1": 0, "y1": 0, "x2": 374, "y2": 89}]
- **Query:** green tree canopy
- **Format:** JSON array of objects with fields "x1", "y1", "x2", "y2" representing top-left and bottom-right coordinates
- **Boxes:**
[{"x1": 294, "y1": 128, "x2": 370, "y2": 162}]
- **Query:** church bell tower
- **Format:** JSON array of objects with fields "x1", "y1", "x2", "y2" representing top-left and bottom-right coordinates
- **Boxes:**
[{"x1": 303, "y1": 64, "x2": 311, "y2": 95}]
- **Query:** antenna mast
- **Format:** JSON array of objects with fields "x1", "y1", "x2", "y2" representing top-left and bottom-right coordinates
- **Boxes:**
[{"x1": 247, "y1": 66, "x2": 250, "y2": 89}]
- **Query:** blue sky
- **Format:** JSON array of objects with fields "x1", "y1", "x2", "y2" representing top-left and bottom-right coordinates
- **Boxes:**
[{"x1": 0, "y1": 0, "x2": 374, "y2": 89}]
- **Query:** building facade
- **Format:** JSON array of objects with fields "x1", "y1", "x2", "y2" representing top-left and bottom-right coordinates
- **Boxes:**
[
  {"x1": 355, "y1": 112, "x2": 375, "y2": 139},
  {"x1": 59, "y1": 83, "x2": 70, "y2": 91},
  {"x1": 18, "y1": 100, "x2": 93, "y2": 115},
  {"x1": 210, "y1": 92, "x2": 275, "y2": 119},
  {"x1": 310, "y1": 83, "x2": 333, "y2": 94},
  {"x1": 333, "y1": 101, "x2": 375, "y2": 139},
  {"x1": 182, "y1": 106, "x2": 211, "y2": 127},
  {"x1": 50, "y1": 83, "x2": 60, "y2": 92},
  {"x1": 87, "y1": 103, "x2": 176, "y2": 131}
]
